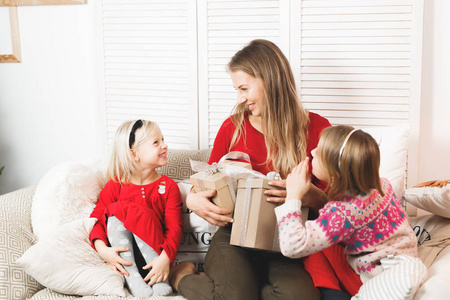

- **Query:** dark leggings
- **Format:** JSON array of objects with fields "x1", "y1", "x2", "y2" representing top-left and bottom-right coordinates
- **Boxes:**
[
  {"x1": 318, "y1": 288, "x2": 351, "y2": 300},
  {"x1": 177, "y1": 226, "x2": 319, "y2": 300}
]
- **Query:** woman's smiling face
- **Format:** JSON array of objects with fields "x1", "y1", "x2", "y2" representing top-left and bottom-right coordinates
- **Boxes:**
[{"x1": 230, "y1": 70, "x2": 265, "y2": 117}]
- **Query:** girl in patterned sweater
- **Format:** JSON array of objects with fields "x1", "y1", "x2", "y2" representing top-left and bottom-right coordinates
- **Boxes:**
[
  {"x1": 90, "y1": 120, "x2": 183, "y2": 297},
  {"x1": 275, "y1": 125, "x2": 427, "y2": 300}
]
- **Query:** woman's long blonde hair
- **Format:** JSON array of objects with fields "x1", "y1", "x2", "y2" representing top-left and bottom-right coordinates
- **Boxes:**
[
  {"x1": 318, "y1": 125, "x2": 384, "y2": 200},
  {"x1": 107, "y1": 120, "x2": 159, "y2": 184},
  {"x1": 227, "y1": 39, "x2": 309, "y2": 178}
]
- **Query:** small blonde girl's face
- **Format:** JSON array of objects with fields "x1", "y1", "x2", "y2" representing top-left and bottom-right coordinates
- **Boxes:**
[
  {"x1": 132, "y1": 127, "x2": 168, "y2": 169},
  {"x1": 311, "y1": 147, "x2": 330, "y2": 183},
  {"x1": 230, "y1": 70, "x2": 265, "y2": 117}
]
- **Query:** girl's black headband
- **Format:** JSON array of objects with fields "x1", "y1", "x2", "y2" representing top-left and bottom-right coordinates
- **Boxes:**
[{"x1": 129, "y1": 119, "x2": 143, "y2": 148}]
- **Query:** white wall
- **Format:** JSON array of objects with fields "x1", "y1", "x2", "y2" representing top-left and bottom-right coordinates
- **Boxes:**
[
  {"x1": 0, "y1": 1, "x2": 449, "y2": 195},
  {"x1": 418, "y1": 0, "x2": 450, "y2": 182},
  {"x1": 0, "y1": 3, "x2": 106, "y2": 194}
]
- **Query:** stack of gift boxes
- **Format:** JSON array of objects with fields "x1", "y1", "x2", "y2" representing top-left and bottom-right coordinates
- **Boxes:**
[{"x1": 190, "y1": 159, "x2": 308, "y2": 252}]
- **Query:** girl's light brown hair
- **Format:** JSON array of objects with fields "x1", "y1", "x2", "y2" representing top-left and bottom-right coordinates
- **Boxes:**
[
  {"x1": 107, "y1": 120, "x2": 160, "y2": 184},
  {"x1": 318, "y1": 125, "x2": 384, "y2": 200},
  {"x1": 227, "y1": 39, "x2": 309, "y2": 178}
]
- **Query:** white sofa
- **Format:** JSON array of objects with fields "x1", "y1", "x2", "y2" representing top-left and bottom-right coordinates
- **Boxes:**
[
  {"x1": 0, "y1": 149, "x2": 211, "y2": 300},
  {"x1": 1, "y1": 140, "x2": 450, "y2": 299}
]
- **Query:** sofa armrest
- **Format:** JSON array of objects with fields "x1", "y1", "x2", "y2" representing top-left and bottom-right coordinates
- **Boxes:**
[{"x1": 0, "y1": 185, "x2": 44, "y2": 299}]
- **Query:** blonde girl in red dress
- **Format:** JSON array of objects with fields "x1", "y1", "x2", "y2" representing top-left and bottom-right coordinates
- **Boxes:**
[{"x1": 90, "y1": 120, "x2": 183, "y2": 297}]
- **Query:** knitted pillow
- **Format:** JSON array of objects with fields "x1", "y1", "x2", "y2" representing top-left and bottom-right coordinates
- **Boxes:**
[{"x1": 158, "y1": 148, "x2": 212, "y2": 181}]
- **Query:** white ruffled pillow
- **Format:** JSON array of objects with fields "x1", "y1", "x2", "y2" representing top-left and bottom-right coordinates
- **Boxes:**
[
  {"x1": 31, "y1": 161, "x2": 105, "y2": 240},
  {"x1": 16, "y1": 218, "x2": 126, "y2": 297},
  {"x1": 414, "y1": 245, "x2": 450, "y2": 300}
]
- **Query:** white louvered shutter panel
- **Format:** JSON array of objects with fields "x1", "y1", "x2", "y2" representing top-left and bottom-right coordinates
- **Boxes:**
[
  {"x1": 297, "y1": 0, "x2": 424, "y2": 190},
  {"x1": 102, "y1": 0, "x2": 197, "y2": 149},
  {"x1": 299, "y1": 0, "x2": 423, "y2": 128},
  {"x1": 198, "y1": 0, "x2": 291, "y2": 148}
]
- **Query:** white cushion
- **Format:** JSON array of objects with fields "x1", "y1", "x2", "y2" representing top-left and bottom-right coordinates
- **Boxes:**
[
  {"x1": 404, "y1": 183, "x2": 450, "y2": 218},
  {"x1": 31, "y1": 161, "x2": 105, "y2": 240},
  {"x1": 362, "y1": 125, "x2": 409, "y2": 202},
  {"x1": 174, "y1": 182, "x2": 218, "y2": 271},
  {"x1": 414, "y1": 245, "x2": 450, "y2": 299},
  {"x1": 16, "y1": 218, "x2": 126, "y2": 297}
]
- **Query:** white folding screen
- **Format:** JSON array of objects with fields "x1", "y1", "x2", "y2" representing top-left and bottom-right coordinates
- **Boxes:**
[
  {"x1": 298, "y1": 0, "x2": 422, "y2": 127},
  {"x1": 197, "y1": 0, "x2": 291, "y2": 148},
  {"x1": 101, "y1": 0, "x2": 424, "y2": 182},
  {"x1": 297, "y1": 0, "x2": 423, "y2": 187},
  {"x1": 102, "y1": 0, "x2": 198, "y2": 149}
]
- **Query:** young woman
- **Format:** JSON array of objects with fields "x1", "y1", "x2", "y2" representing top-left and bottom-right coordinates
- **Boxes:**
[
  {"x1": 276, "y1": 125, "x2": 428, "y2": 300},
  {"x1": 90, "y1": 120, "x2": 183, "y2": 297},
  {"x1": 170, "y1": 39, "x2": 331, "y2": 300}
]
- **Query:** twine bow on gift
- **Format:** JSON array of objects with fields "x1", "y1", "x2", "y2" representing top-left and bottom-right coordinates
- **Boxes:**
[
  {"x1": 190, "y1": 151, "x2": 282, "y2": 204},
  {"x1": 190, "y1": 151, "x2": 282, "y2": 182},
  {"x1": 190, "y1": 151, "x2": 251, "y2": 177}
]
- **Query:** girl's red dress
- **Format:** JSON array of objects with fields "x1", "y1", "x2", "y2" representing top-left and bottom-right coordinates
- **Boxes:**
[{"x1": 90, "y1": 175, "x2": 183, "y2": 263}]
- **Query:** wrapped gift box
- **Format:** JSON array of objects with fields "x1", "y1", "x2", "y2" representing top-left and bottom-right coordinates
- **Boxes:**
[
  {"x1": 190, "y1": 160, "x2": 251, "y2": 217},
  {"x1": 230, "y1": 178, "x2": 309, "y2": 252}
]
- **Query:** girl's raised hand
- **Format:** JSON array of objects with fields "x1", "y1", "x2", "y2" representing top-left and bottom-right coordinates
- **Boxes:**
[{"x1": 286, "y1": 157, "x2": 311, "y2": 201}]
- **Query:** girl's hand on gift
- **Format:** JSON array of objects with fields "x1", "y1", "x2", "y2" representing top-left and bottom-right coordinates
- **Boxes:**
[
  {"x1": 143, "y1": 250, "x2": 171, "y2": 286},
  {"x1": 286, "y1": 158, "x2": 311, "y2": 201},
  {"x1": 94, "y1": 239, "x2": 133, "y2": 276},
  {"x1": 186, "y1": 189, "x2": 233, "y2": 226},
  {"x1": 266, "y1": 180, "x2": 287, "y2": 203}
]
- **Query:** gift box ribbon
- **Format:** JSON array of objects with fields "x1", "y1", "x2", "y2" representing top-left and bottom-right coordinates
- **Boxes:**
[
  {"x1": 190, "y1": 151, "x2": 281, "y2": 204},
  {"x1": 240, "y1": 178, "x2": 283, "y2": 250},
  {"x1": 190, "y1": 151, "x2": 281, "y2": 181}
]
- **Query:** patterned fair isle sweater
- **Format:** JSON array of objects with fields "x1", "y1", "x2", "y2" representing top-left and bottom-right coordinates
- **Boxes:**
[{"x1": 275, "y1": 178, "x2": 418, "y2": 283}]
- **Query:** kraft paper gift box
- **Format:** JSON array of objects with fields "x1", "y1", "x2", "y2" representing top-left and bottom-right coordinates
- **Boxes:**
[
  {"x1": 190, "y1": 160, "x2": 252, "y2": 217},
  {"x1": 230, "y1": 178, "x2": 309, "y2": 252}
]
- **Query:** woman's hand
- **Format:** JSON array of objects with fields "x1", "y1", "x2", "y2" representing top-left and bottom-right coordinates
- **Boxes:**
[
  {"x1": 286, "y1": 158, "x2": 311, "y2": 201},
  {"x1": 266, "y1": 180, "x2": 287, "y2": 203},
  {"x1": 143, "y1": 251, "x2": 171, "y2": 286},
  {"x1": 94, "y1": 239, "x2": 133, "y2": 276},
  {"x1": 186, "y1": 189, "x2": 233, "y2": 226}
]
